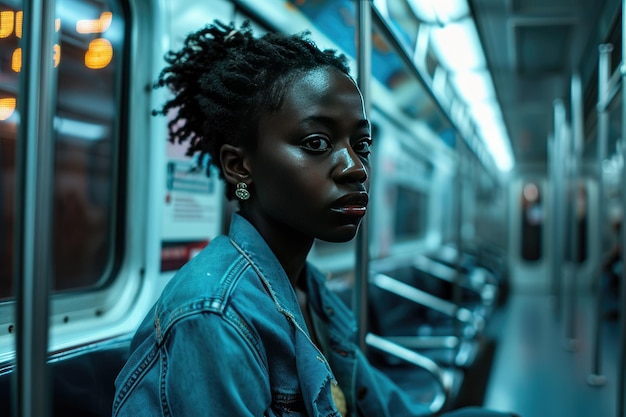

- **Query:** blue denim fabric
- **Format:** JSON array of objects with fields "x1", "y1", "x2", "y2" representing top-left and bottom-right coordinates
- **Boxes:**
[{"x1": 113, "y1": 213, "x2": 516, "y2": 417}]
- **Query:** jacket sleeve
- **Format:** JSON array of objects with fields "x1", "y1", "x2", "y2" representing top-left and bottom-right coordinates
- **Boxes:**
[{"x1": 163, "y1": 313, "x2": 272, "y2": 417}]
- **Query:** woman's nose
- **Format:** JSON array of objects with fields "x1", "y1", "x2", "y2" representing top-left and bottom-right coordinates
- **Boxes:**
[{"x1": 334, "y1": 147, "x2": 368, "y2": 184}]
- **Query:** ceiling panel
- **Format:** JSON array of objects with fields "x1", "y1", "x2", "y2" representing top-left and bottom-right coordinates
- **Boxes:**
[
  {"x1": 471, "y1": 0, "x2": 610, "y2": 173},
  {"x1": 515, "y1": 23, "x2": 574, "y2": 75}
]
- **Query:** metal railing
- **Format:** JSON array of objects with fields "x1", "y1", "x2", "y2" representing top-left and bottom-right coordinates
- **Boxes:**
[{"x1": 14, "y1": 1, "x2": 58, "y2": 416}]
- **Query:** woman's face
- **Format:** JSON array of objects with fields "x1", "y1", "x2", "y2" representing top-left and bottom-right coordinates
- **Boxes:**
[{"x1": 246, "y1": 67, "x2": 371, "y2": 243}]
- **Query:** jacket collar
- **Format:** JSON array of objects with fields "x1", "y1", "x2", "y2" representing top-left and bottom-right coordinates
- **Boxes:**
[
  {"x1": 229, "y1": 213, "x2": 338, "y2": 414},
  {"x1": 228, "y1": 213, "x2": 306, "y2": 328}
]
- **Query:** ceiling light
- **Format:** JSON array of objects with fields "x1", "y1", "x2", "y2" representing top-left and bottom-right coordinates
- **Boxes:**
[
  {"x1": 406, "y1": 0, "x2": 470, "y2": 25},
  {"x1": 430, "y1": 18, "x2": 486, "y2": 71},
  {"x1": 451, "y1": 70, "x2": 496, "y2": 104}
]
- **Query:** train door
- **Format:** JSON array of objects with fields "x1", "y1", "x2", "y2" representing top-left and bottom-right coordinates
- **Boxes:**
[
  {"x1": 510, "y1": 175, "x2": 598, "y2": 292},
  {"x1": 508, "y1": 177, "x2": 550, "y2": 290}
]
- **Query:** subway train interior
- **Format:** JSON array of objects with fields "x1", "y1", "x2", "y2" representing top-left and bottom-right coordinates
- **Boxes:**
[{"x1": 1, "y1": 0, "x2": 625, "y2": 416}]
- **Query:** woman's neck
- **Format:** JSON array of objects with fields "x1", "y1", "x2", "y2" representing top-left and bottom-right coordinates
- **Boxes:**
[{"x1": 239, "y1": 209, "x2": 313, "y2": 287}]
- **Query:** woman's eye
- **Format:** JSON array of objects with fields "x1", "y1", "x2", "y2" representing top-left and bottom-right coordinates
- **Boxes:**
[
  {"x1": 354, "y1": 138, "x2": 372, "y2": 156},
  {"x1": 301, "y1": 136, "x2": 331, "y2": 153}
]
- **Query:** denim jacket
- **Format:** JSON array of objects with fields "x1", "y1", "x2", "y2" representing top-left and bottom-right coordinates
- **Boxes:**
[{"x1": 113, "y1": 214, "x2": 516, "y2": 417}]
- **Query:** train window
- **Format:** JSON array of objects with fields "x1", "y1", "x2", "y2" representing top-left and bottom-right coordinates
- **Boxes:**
[
  {"x1": 393, "y1": 185, "x2": 427, "y2": 240},
  {"x1": 286, "y1": 1, "x2": 356, "y2": 61},
  {"x1": 372, "y1": 2, "x2": 455, "y2": 148},
  {"x1": 0, "y1": 2, "x2": 20, "y2": 299},
  {"x1": 0, "y1": 0, "x2": 127, "y2": 299},
  {"x1": 474, "y1": 168, "x2": 504, "y2": 245},
  {"x1": 377, "y1": 0, "x2": 422, "y2": 52}
]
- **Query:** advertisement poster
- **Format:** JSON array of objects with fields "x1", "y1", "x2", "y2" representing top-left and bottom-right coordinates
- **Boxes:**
[{"x1": 161, "y1": 139, "x2": 224, "y2": 271}]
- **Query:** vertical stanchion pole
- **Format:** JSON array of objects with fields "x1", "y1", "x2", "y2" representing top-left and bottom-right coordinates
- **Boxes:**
[
  {"x1": 588, "y1": 43, "x2": 613, "y2": 386},
  {"x1": 617, "y1": 3, "x2": 626, "y2": 414},
  {"x1": 548, "y1": 133, "x2": 557, "y2": 309},
  {"x1": 552, "y1": 100, "x2": 567, "y2": 320},
  {"x1": 451, "y1": 132, "x2": 465, "y2": 355},
  {"x1": 354, "y1": 0, "x2": 372, "y2": 352},
  {"x1": 565, "y1": 74, "x2": 584, "y2": 350},
  {"x1": 13, "y1": 0, "x2": 57, "y2": 416}
]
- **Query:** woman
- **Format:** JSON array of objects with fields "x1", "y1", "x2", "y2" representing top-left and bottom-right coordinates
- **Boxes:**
[{"x1": 113, "y1": 21, "x2": 517, "y2": 417}]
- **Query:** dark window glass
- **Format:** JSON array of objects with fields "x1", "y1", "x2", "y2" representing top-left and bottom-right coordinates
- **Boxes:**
[{"x1": 0, "y1": 0, "x2": 126, "y2": 299}]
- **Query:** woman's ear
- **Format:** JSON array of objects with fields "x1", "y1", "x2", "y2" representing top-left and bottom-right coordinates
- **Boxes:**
[{"x1": 220, "y1": 144, "x2": 251, "y2": 184}]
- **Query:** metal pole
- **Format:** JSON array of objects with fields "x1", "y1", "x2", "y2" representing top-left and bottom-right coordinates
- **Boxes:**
[
  {"x1": 588, "y1": 43, "x2": 613, "y2": 386},
  {"x1": 552, "y1": 100, "x2": 567, "y2": 320},
  {"x1": 617, "y1": 3, "x2": 626, "y2": 414},
  {"x1": 354, "y1": 0, "x2": 372, "y2": 352},
  {"x1": 548, "y1": 133, "x2": 557, "y2": 306},
  {"x1": 13, "y1": 1, "x2": 57, "y2": 416},
  {"x1": 453, "y1": 134, "x2": 464, "y2": 344},
  {"x1": 565, "y1": 75, "x2": 583, "y2": 350}
]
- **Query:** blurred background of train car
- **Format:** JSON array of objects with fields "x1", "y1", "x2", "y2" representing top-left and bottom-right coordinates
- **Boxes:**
[{"x1": 0, "y1": 0, "x2": 625, "y2": 416}]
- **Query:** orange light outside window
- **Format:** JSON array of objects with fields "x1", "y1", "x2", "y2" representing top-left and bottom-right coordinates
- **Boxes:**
[
  {"x1": 85, "y1": 38, "x2": 113, "y2": 69},
  {"x1": 0, "y1": 98, "x2": 17, "y2": 121}
]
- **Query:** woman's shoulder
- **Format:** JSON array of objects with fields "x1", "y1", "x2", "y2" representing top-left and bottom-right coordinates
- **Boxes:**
[
  {"x1": 154, "y1": 237, "x2": 257, "y2": 333},
  {"x1": 152, "y1": 234, "x2": 292, "y2": 342}
]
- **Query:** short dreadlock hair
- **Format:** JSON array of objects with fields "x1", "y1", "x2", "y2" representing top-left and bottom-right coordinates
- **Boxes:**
[{"x1": 153, "y1": 20, "x2": 352, "y2": 200}]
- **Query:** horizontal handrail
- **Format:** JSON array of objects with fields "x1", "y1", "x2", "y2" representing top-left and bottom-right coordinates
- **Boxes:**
[
  {"x1": 371, "y1": 273, "x2": 476, "y2": 325},
  {"x1": 366, "y1": 333, "x2": 451, "y2": 413}
]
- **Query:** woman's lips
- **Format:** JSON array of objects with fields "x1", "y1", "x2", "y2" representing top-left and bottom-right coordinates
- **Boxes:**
[
  {"x1": 331, "y1": 192, "x2": 368, "y2": 217},
  {"x1": 332, "y1": 206, "x2": 367, "y2": 217}
]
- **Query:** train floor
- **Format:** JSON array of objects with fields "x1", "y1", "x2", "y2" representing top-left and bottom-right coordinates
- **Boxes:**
[{"x1": 482, "y1": 288, "x2": 621, "y2": 417}]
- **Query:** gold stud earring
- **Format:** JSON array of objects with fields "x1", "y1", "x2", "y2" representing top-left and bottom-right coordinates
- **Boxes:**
[{"x1": 235, "y1": 182, "x2": 250, "y2": 200}]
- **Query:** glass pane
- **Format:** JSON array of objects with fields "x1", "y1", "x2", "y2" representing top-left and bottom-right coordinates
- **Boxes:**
[
  {"x1": 53, "y1": 0, "x2": 125, "y2": 292},
  {"x1": 381, "y1": 0, "x2": 421, "y2": 52},
  {"x1": 286, "y1": 0, "x2": 357, "y2": 61},
  {"x1": 0, "y1": 0, "x2": 126, "y2": 299}
]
